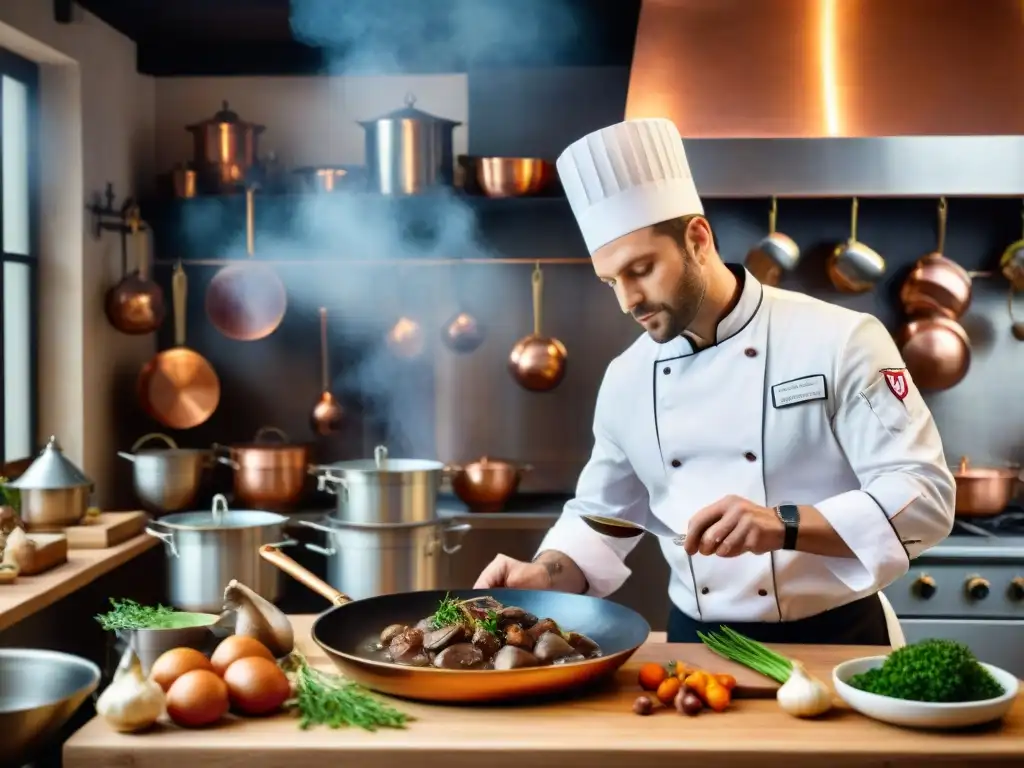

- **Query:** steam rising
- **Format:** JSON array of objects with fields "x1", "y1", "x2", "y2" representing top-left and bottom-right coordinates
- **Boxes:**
[{"x1": 183, "y1": 0, "x2": 588, "y2": 457}]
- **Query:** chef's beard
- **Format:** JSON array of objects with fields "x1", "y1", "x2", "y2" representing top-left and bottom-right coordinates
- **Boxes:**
[{"x1": 633, "y1": 247, "x2": 707, "y2": 344}]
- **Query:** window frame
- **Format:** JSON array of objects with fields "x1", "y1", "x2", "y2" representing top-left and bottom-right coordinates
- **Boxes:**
[{"x1": 0, "y1": 46, "x2": 40, "y2": 467}]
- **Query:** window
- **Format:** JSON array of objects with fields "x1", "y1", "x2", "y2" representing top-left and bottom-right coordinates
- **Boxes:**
[{"x1": 0, "y1": 48, "x2": 39, "y2": 467}]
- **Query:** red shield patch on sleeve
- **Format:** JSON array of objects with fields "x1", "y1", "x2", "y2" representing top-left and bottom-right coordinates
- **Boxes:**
[{"x1": 883, "y1": 369, "x2": 909, "y2": 401}]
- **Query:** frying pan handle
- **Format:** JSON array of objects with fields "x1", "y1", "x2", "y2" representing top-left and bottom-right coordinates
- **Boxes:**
[{"x1": 258, "y1": 544, "x2": 350, "y2": 606}]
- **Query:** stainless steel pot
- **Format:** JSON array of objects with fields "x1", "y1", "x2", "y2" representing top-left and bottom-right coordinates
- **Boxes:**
[
  {"x1": 311, "y1": 445, "x2": 445, "y2": 524},
  {"x1": 358, "y1": 94, "x2": 461, "y2": 195},
  {"x1": 8, "y1": 436, "x2": 93, "y2": 531},
  {"x1": 145, "y1": 494, "x2": 294, "y2": 613},
  {"x1": 118, "y1": 433, "x2": 213, "y2": 515},
  {"x1": 299, "y1": 517, "x2": 471, "y2": 600}
]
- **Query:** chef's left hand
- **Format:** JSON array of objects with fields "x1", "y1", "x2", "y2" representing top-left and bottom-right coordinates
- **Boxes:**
[{"x1": 684, "y1": 495, "x2": 785, "y2": 557}]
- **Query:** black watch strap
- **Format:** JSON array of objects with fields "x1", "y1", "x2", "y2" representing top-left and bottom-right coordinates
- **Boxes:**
[{"x1": 775, "y1": 504, "x2": 800, "y2": 551}]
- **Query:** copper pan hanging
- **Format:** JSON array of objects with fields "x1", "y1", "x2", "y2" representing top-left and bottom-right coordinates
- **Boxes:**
[
  {"x1": 508, "y1": 262, "x2": 567, "y2": 392},
  {"x1": 896, "y1": 312, "x2": 970, "y2": 392},
  {"x1": 743, "y1": 196, "x2": 800, "y2": 287},
  {"x1": 137, "y1": 262, "x2": 221, "y2": 429},
  {"x1": 827, "y1": 198, "x2": 886, "y2": 293},
  {"x1": 205, "y1": 187, "x2": 287, "y2": 341},
  {"x1": 899, "y1": 198, "x2": 973, "y2": 320}
]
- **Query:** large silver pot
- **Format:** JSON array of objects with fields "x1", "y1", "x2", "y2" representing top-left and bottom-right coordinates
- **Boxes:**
[
  {"x1": 311, "y1": 445, "x2": 445, "y2": 524},
  {"x1": 358, "y1": 94, "x2": 461, "y2": 195},
  {"x1": 118, "y1": 433, "x2": 213, "y2": 515},
  {"x1": 8, "y1": 436, "x2": 93, "y2": 531},
  {"x1": 300, "y1": 517, "x2": 471, "y2": 600},
  {"x1": 145, "y1": 494, "x2": 293, "y2": 613}
]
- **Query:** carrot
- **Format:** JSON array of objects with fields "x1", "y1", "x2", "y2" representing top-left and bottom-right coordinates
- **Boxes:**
[
  {"x1": 638, "y1": 662, "x2": 668, "y2": 691},
  {"x1": 704, "y1": 677, "x2": 732, "y2": 712},
  {"x1": 683, "y1": 671, "x2": 709, "y2": 701},
  {"x1": 656, "y1": 676, "x2": 682, "y2": 706},
  {"x1": 714, "y1": 673, "x2": 737, "y2": 691},
  {"x1": 673, "y1": 661, "x2": 695, "y2": 680}
]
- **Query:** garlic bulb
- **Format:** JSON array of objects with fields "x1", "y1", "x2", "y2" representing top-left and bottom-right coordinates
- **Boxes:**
[
  {"x1": 96, "y1": 645, "x2": 166, "y2": 733},
  {"x1": 776, "y1": 660, "x2": 833, "y2": 717}
]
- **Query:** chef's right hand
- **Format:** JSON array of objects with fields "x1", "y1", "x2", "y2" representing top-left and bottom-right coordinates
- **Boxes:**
[{"x1": 473, "y1": 554, "x2": 552, "y2": 590}]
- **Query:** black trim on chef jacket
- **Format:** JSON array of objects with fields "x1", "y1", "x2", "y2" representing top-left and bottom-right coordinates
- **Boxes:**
[
  {"x1": 652, "y1": 265, "x2": 768, "y2": 623},
  {"x1": 667, "y1": 593, "x2": 891, "y2": 645}
]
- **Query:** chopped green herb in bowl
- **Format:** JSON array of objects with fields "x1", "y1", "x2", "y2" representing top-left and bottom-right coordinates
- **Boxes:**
[{"x1": 95, "y1": 598, "x2": 217, "y2": 632}]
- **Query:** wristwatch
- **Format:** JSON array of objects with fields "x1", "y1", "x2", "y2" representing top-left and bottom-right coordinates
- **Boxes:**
[{"x1": 775, "y1": 504, "x2": 800, "y2": 551}]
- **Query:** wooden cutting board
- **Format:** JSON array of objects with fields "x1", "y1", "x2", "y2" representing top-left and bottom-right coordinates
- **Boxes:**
[
  {"x1": 64, "y1": 511, "x2": 147, "y2": 548},
  {"x1": 639, "y1": 641, "x2": 781, "y2": 697}
]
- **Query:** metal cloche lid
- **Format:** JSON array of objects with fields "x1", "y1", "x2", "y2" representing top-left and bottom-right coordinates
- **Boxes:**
[
  {"x1": 358, "y1": 93, "x2": 462, "y2": 128},
  {"x1": 9, "y1": 436, "x2": 93, "y2": 490}
]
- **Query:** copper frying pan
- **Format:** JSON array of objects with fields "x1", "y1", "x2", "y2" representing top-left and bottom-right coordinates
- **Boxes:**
[
  {"x1": 896, "y1": 313, "x2": 970, "y2": 391},
  {"x1": 137, "y1": 262, "x2": 221, "y2": 429},
  {"x1": 205, "y1": 187, "x2": 287, "y2": 341},
  {"x1": 258, "y1": 544, "x2": 649, "y2": 704}
]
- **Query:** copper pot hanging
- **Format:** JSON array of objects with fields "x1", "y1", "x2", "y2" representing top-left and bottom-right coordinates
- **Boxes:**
[
  {"x1": 105, "y1": 207, "x2": 166, "y2": 335},
  {"x1": 743, "y1": 196, "x2": 800, "y2": 287},
  {"x1": 440, "y1": 262, "x2": 485, "y2": 354},
  {"x1": 827, "y1": 198, "x2": 886, "y2": 293},
  {"x1": 205, "y1": 187, "x2": 287, "y2": 342},
  {"x1": 137, "y1": 262, "x2": 221, "y2": 429},
  {"x1": 508, "y1": 262, "x2": 567, "y2": 392},
  {"x1": 899, "y1": 198, "x2": 972, "y2": 320},
  {"x1": 896, "y1": 313, "x2": 971, "y2": 391}
]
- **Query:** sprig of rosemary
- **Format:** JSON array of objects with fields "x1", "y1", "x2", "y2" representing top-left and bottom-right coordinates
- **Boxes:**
[
  {"x1": 478, "y1": 609, "x2": 501, "y2": 636},
  {"x1": 95, "y1": 598, "x2": 179, "y2": 632},
  {"x1": 283, "y1": 652, "x2": 411, "y2": 731}
]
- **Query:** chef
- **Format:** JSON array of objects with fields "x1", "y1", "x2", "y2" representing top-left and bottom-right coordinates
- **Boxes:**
[{"x1": 474, "y1": 118, "x2": 956, "y2": 645}]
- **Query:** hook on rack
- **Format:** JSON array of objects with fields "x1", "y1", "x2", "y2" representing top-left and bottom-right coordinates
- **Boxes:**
[{"x1": 86, "y1": 182, "x2": 144, "y2": 240}]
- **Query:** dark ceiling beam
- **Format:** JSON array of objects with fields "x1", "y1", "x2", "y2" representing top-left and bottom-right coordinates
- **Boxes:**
[{"x1": 53, "y1": 0, "x2": 73, "y2": 24}]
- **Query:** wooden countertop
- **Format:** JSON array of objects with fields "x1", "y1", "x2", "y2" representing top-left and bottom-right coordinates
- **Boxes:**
[
  {"x1": 0, "y1": 533, "x2": 158, "y2": 633},
  {"x1": 63, "y1": 614, "x2": 1024, "y2": 768}
]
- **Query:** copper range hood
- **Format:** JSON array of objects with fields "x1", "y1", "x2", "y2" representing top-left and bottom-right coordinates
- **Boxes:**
[{"x1": 624, "y1": 0, "x2": 1024, "y2": 196}]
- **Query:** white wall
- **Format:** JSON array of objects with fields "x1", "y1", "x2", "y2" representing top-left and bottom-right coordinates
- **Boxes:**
[{"x1": 0, "y1": 3, "x2": 155, "y2": 505}]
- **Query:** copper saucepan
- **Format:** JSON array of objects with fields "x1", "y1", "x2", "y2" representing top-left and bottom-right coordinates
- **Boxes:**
[
  {"x1": 214, "y1": 427, "x2": 312, "y2": 511},
  {"x1": 900, "y1": 198, "x2": 973, "y2": 320},
  {"x1": 509, "y1": 262, "x2": 567, "y2": 392},
  {"x1": 896, "y1": 313, "x2": 971, "y2": 391},
  {"x1": 743, "y1": 196, "x2": 800, "y2": 287},
  {"x1": 446, "y1": 457, "x2": 533, "y2": 513},
  {"x1": 105, "y1": 207, "x2": 166, "y2": 335},
  {"x1": 137, "y1": 262, "x2": 221, "y2": 429},
  {"x1": 205, "y1": 187, "x2": 288, "y2": 341},
  {"x1": 953, "y1": 456, "x2": 1021, "y2": 518}
]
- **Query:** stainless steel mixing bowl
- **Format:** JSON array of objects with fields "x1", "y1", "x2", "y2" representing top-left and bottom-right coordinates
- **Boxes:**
[{"x1": 0, "y1": 648, "x2": 101, "y2": 766}]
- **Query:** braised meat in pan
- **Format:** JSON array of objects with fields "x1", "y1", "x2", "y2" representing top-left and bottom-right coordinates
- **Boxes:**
[{"x1": 374, "y1": 594, "x2": 603, "y2": 670}]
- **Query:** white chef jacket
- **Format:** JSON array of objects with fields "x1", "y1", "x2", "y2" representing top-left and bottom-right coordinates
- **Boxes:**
[{"x1": 537, "y1": 266, "x2": 956, "y2": 623}]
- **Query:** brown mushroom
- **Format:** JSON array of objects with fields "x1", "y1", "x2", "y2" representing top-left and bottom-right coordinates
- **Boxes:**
[
  {"x1": 565, "y1": 631, "x2": 601, "y2": 658},
  {"x1": 492, "y1": 645, "x2": 541, "y2": 670},
  {"x1": 388, "y1": 628, "x2": 426, "y2": 664},
  {"x1": 528, "y1": 618, "x2": 560, "y2": 640},
  {"x1": 380, "y1": 624, "x2": 408, "y2": 646},
  {"x1": 504, "y1": 624, "x2": 535, "y2": 651},
  {"x1": 433, "y1": 643, "x2": 484, "y2": 670},
  {"x1": 423, "y1": 624, "x2": 468, "y2": 652},
  {"x1": 472, "y1": 627, "x2": 502, "y2": 659},
  {"x1": 533, "y1": 631, "x2": 576, "y2": 662}
]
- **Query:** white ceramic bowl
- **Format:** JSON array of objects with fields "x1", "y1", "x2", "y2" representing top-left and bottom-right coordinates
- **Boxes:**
[{"x1": 833, "y1": 655, "x2": 1019, "y2": 729}]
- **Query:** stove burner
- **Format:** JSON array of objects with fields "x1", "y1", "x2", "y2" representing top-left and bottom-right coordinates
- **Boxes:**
[{"x1": 953, "y1": 506, "x2": 1024, "y2": 537}]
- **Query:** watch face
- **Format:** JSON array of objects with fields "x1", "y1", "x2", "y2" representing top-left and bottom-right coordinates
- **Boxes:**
[{"x1": 777, "y1": 504, "x2": 799, "y2": 524}]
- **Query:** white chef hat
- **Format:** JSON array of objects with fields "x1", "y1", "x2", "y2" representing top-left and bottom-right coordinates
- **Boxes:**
[{"x1": 556, "y1": 118, "x2": 704, "y2": 255}]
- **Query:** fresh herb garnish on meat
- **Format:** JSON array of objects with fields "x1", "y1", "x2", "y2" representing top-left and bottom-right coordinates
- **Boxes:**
[
  {"x1": 430, "y1": 593, "x2": 466, "y2": 628},
  {"x1": 478, "y1": 609, "x2": 501, "y2": 636}
]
